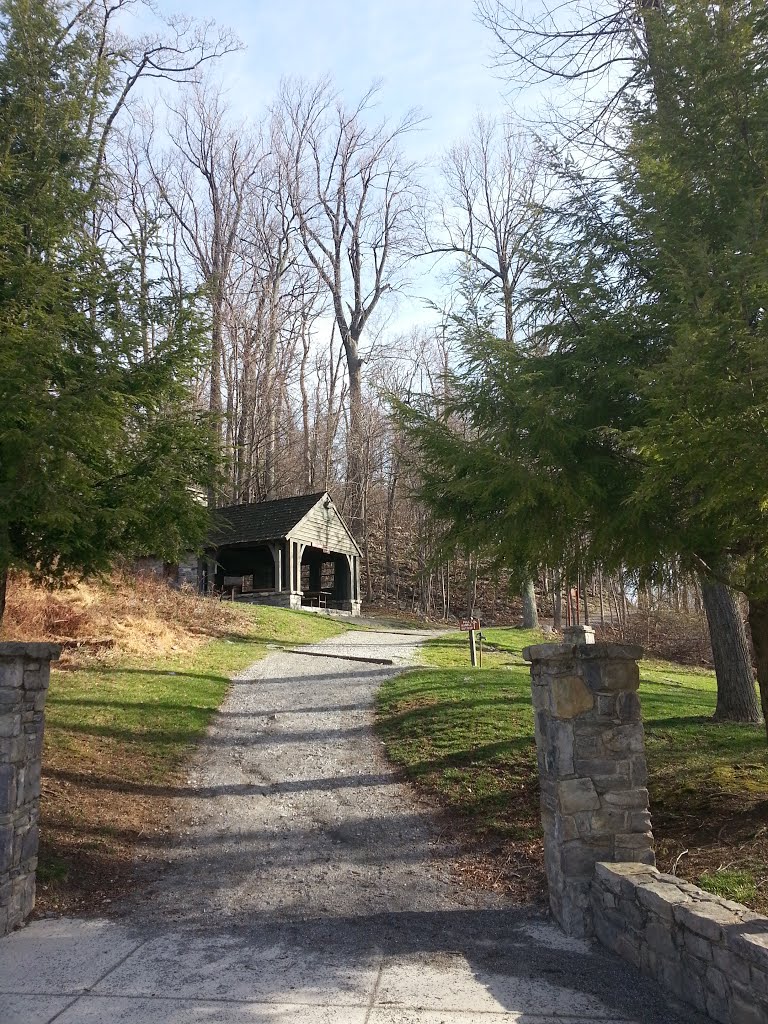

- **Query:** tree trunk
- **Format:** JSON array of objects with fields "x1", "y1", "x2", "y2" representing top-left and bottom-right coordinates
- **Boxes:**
[
  {"x1": 581, "y1": 574, "x2": 590, "y2": 625},
  {"x1": 522, "y1": 579, "x2": 539, "y2": 629},
  {"x1": 345, "y1": 342, "x2": 365, "y2": 539},
  {"x1": 701, "y1": 580, "x2": 761, "y2": 724},
  {"x1": 747, "y1": 599, "x2": 768, "y2": 741},
  {"x1": 0, "y1": 567, "x2": 7, "y2": 627},
  {"x1": 598, "y1": 573, "x2": 605, "y2": 627},
  {"x1": 466, "y1": 553, "x2": 477, "y2": 619},
  {"x1": 553, "y1": 570, "x2": 562, "y2": 630}
]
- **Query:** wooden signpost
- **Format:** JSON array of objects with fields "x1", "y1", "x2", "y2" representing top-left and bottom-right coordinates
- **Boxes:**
[{"x1": 459, "y1": 619, "x2": 482, "y2": 667}]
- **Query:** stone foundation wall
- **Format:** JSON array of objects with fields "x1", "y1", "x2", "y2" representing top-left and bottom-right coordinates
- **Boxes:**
[
  {"x1": 237, "y1": 592, "x2": 303, "y2": 610},
  {"x1": 0, "y1": 642, "x2": 60, "y2": 935},
  {"x1": 592, "y1": 862, "x2": 768, "y2": 1024}
]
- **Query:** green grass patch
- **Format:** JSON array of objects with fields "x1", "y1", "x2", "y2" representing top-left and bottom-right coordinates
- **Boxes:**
[
  {"x1": 377, "y1": 628, "x2": 542, "y2": 840},
  {"x1": 45, "y1": 604, "x2": 347, "y2": 780},
  {"x1": 377, "y1": 627, "x2": 768, "y2": 910},
  {"x1": 698, "y1": 869, "x2": 759, "y2": 904}
]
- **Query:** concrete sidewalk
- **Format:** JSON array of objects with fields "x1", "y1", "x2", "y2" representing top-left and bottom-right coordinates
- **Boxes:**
[
  {"x1": 2, "y1": 913, "x2": 673, "y2": 1023},
  {"x1": 0, "y1": 629, "x2": 700, "y2": 1023}
]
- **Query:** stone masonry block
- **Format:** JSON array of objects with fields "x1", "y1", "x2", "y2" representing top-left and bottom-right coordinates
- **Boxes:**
[
  {"x1": 603, "y1": 787, "x2": 650, "y2": 809},
  {"x1": 562, "y1": 839, "x2": 613, "y2": 878},
  {"x1": 588, "y1": 808, "x2": 630, "y2": 836},
  {"x1": 19, "y1": 823, "x2": 39, "y2": 867},
  {"x1": 0, "y1": 825, "x2": 12, "y2": 873},
  {"x1": 659, "y1": 957, "x2": 686, "y2": 999},
  {"x1": 705, "y1": 965, "x2": 729, "y2": 1000},
  {"x1": 22, "y1": 761, "x2": 41, "y2": 804},
  {"x1": 0, "y1": 714, "x2": 21, "y2": 739},
  {"x1": 684, "y1": 930, "x2": 714, "y2": 962},
  {"x1": 0, "y1": 765, "x2": 16, "y2": 813},
  {"x1": 630, "y1": 755, "x2": 649, "y2": 786},
  {"x1": 549, "y1": 720, "x2": 574, "y2": 775},
  {"x1": 615, "y1": 845, "x2": 655, "y2": 867},
  {"x1": 751, "y1": 965, "x2": 768, "y2": 998},
  {"x1": 0, "y1": 661, "x2": 23, "y2": 689},
  {"x1": 636, "y1": 880, "x2": 691, "y2": 920},
  {"x1": 558, "y1": 778, "x2": 600, "y2": 814},
  {"x1": 731, "y1": 925, "x2": 768, "y2": 968},
  {"x1": 0, "y1": 687, "x2": 19, "y2": 710},
  {"x1": 615, "y1": 831, "x2": 654, "y2": 849},
  {"x1": 629, "y1": 810, "x2": 653, "y2": 833},
  {"x1": 675, "y1": 900, "x2": 739, "y2": 943},
  {"x1": 594, "y1": 861, "x2": 658, "y2": 893},
  {"x1": 731, "y1": 992, "x2": 768, "y2": 1024},
  {"x1": 582, "y1": 657, "x2": 641, "y2": 694},
  {"x1": 644, "y1": 920, "x2": 678, "y2": 958},
  {"x1": 602, "y1": 724, "x2": 646, "y2": 755},
  {"x1": 713, "y1": 945, "x2": 751, "y2": 984},
  {"x1": 678, "y1": 960, "x2": 707, "y2": 1008},
  {"x1": 596, "y1": 693, "x2": 618, "y2": 718},
  {"x1": 550, "y1": 676, "x2": 594, "y2": 718},
  {"x1": 705, "y1": 992, "x2": 730, "y2": 1024},
  {"x1": 616, "y1": 691, "x2": 642, "y2": 721}
]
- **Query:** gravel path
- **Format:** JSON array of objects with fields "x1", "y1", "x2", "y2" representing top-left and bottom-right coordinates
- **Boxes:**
[
  {"x1": 134, "y1": 628, "x2": 474, "y2": 927},
  {"x1": 1, "y1": 627, "x2": 708, "y2": 1022}
]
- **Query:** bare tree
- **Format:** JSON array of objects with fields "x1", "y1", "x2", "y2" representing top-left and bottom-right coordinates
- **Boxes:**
[
  {"x1": 71, "y1": 0, "x2": 240, "y2": 186},
  {"x1": 475, "y1": 0, "x2": 664, "y2": 146},
  {"x1": 430, "y1": 115, "x2": 544, "y2": 346},
  {"x1": 273, "y1": 78, "x2": 422, "y2": 536},
  {"x1": 151, "y1": 81, "x2": 262, "y2": 486}
]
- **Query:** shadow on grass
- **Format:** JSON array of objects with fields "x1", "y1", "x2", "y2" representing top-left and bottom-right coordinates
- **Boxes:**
[
  {"x1": 399, "y1": 737, "x2": 537, "y2": 780},
  {"x1": 44, "y1": 766, "x2": 401, "y2": 801}
]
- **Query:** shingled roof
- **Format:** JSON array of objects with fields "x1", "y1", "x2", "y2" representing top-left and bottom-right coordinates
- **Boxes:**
[{"x1": 208, "y1": 492, "x2": 328, "y2": 548}]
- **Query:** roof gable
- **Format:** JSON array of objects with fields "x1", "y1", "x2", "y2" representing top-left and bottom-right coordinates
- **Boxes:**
[
  {"x1": 290, "y1": 494, "x2": 362, "y2": 556},
  {"x1": 209, "y1": 492, "x2": 327, "y2": 548}
]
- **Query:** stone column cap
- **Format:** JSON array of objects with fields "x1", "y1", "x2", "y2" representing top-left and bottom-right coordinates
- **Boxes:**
[
  {"x1": 562, "y1": 625, "x2": 595, "y2": 644},
  {"x1": 523, "y1": 641, "x2": 643, "y2": 663},
  {"x1": 0, "y1": 642, "x2": 62, "y2": 661}
]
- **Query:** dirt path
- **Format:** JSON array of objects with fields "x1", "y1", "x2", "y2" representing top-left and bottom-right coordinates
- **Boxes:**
[{"x1": 1, "y1": 628, "x2": 707, "y2": 1023}]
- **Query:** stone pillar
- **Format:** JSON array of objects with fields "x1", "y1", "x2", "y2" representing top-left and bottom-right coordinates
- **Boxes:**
[
  {"x1": 562, "y1": 625, "x2": 595, "y2": 645},
  {"x1": 522, "y1": 638, "x2": 654, "y2": 937},
  {"x1": 0, "y1": 642, "x2": 60, "y2": 936}
]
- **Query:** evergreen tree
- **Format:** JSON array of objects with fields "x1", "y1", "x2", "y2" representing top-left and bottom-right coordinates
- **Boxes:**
[
  {"x1": 0, "y1": 0, "x2": 219, "y2": 622},
  {"x1": 397, "y1": 2, "x2": 768, "y2": 731}
]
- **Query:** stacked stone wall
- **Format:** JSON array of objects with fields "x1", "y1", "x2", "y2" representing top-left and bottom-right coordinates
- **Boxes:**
[
  {"x1": 523, "y1": 637, "x2": 655, "y2": 936},
  {"x1": 592, "y1": 862, "x2": 768, "y2": 1024},
  {"x1": 0, "y1": 642, "x2": 59, "y2": 935}
]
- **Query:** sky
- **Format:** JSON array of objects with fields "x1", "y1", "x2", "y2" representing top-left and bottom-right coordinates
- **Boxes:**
[
  {"x1": 175, "y1": 0, "x2": 513, "y2": 159},
  {"x1": 127, "y1": 0, "x2": 536, "y2": 337}
]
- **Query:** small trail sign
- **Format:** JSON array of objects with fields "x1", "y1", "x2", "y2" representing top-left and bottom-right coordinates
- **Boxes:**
[{"x1": 459, "y1": 618, "x2": 480, "y2": 631}]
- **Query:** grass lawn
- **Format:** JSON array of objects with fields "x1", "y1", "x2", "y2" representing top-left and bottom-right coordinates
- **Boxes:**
[
  {"x1": 376, "y1": 627, "x2": 768, "y2": 911},
  {"x1": 38, "y1": 605, "x2": 347, "y2": 914}
]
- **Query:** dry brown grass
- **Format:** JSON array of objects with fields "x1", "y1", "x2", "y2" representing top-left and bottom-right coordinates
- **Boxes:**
[
  {"x1": 597, "y1": 608, "x2": 714, "y2": 667},
  {"x1": 1, "y1": 570, "x2": 249, "y2": 667}
]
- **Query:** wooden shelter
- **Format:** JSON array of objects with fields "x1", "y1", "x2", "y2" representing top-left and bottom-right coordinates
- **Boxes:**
[{"x1": 204, "y1": 492, "x2": 362, "y2": 616}]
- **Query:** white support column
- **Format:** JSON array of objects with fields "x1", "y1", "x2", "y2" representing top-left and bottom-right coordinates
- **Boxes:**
[
  {"x1": 268, "y1": 543, "x2": 282, "y2": 594},
  {"x1": 295, "y1": 543, "x2": 306, "y2": 595}
]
